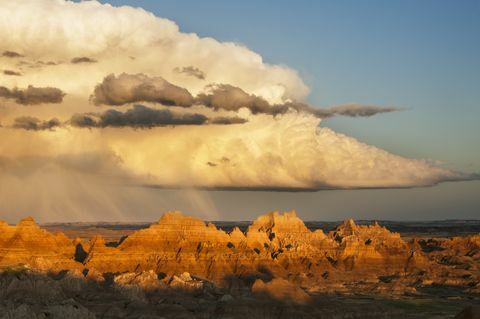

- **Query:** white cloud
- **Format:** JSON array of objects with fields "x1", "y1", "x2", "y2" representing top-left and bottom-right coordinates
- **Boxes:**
[
  {"x1": 0, "y1": 0, "x2": 308, "y2": 103},
  {"x1": 0, "y1": 0, "x2": 473, "y2": 221},
  {"x1": 0, "y1": 112, "x2": 463, "y2": 190}
]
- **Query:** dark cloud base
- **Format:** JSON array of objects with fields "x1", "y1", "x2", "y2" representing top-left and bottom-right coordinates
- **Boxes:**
[
  {"x1": 174, "y1": 66, "x2": 206, "y2": 80},
  {"x1": 0, "y1": 85, "x2": 65, "y2": 105},
  {"x1": 71, "y1": 56, "x2": 97, "y2": 64},
  {"x1": 142, "y1": 174, "x2": 480, "y2": 192},
  {"x1": 70, "y1": 105, "x2": 247, "y2": 129},
  {"x1": 71, "y1": 105, "x2": 207, "y2": 128},
  {"x1": 11, "y1": 106, "x2": 247, "y2": 131},
  {"x1": 2, "y1": 50, "x2": 23, "y2": 58},
  {"x1": 3, "y1": 70, "x2": 22, "y2": 76},
  {"x1": 13, "y1": 116, "x2": 61, "y2": 131},
  {"x1": 91, "y1": 73, "x2": 401, "y2": 119},
  {"x1": 92, "y1": 73, "x2": 194, "y2": 107}
]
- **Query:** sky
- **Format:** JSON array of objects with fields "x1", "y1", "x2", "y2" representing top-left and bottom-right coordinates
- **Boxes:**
[{"x1": 0, "y1": 0, "x2": 478, "y2": 222}]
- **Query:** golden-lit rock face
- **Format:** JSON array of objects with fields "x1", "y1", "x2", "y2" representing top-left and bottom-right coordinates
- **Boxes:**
[
  {"x1": 0, "y1": 217, "x2": 78, "y2": 271},
  {"x1": 0, "y1": 211, "x2": 479, "y2": 297},
  {"x1": 327, "y1": 219, "x2": 412, "y2": 275}
]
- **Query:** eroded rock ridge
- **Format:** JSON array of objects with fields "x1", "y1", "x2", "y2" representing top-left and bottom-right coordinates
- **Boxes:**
[{"x1": 0, "y1": 211, "x2": 479, "y2": 318}]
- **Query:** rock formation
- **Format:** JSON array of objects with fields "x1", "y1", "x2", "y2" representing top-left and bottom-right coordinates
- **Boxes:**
[
  {"x1": 0, "y1": 217, "x2": 79, "y2": 271},
  {"x1": 84, "y1": 211, "x2": 264, "y2": 283},
  {"x1": 0, "y1": 211, "x2": 478, "y2": 318}
]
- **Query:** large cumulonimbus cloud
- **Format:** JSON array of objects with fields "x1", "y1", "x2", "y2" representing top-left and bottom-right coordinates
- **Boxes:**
[
  {"x1": 3, "y1": 112, "x2": 469, "y2": 191},
  {"x1": 0, "y1": 0, "x2": 476, "y2": 220},
  {"x1": 0, "y1": 0, "x2": 307, "y2": 103},
  {"x1": 109, "y1": 113, "x2": 469, "y2": 190}
]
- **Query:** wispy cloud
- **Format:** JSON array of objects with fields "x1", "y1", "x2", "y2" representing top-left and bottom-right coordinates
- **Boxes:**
[
  {"x1": 0, "y1": 85, "x2": 65, "y2": 105},
  {"x1": 3, "y1": 70, "x2": 22, "y2": 76},
  {"x1": 12, "y1": 116, "x2": 62, "y2": 131},
  {"x1": 174, "y1": 66, "x2": 206, "y2": 80},
  {"x1": 2, "y1": 50, "x2": 23, "y2": 58},
  {"x1": 71, "y1": 56, "x2": 97, "y2": 64}
]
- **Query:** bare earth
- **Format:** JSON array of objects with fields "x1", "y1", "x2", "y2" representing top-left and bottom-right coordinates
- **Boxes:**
[{"x1": 0, "y1": 211, "x2": 479, "y2": 318}]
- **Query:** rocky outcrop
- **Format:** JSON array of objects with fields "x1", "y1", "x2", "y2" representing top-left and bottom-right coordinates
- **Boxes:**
[
  {"x1": 84, "y1": 211, "x2": 265, "y2": 283},
  {"x1": 0, "y1": 212, "x2": 479, "y2": 318},
  {"x1": 0, "y1": 211, "x2": 479, "y2": 300},
  {"x1": 0, "y1": 268, "x2": 400, "y2": 319},
  {"x1": 326, "y1": 219, "x2": 413, "y2": 275},
  {"x1": 0, "y1": 217, "x2": 79, "y2": 271},
  {"x1": 113, "y1": 270, "x2": 166, "y2": 302},
  {"x1": 82, "y1": 210, "x2": 427, "y2": 287}
]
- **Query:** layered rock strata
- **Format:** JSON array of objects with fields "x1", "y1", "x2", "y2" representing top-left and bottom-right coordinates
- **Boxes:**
[
  {"x1": 0, "y1": 217, "x2": 79, "y2": 271},
  {"x1": 0, "y1": 211, "x2": 478, "y2": 298}
]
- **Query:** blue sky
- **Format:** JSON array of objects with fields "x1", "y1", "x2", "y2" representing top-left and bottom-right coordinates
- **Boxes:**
[{"x1": 94, "y1": 0, "x2": 479, "y2": 220}]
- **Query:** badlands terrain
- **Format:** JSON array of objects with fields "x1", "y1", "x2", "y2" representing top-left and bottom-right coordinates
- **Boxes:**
[{"x1": 0, "y1": 211, "x2": 479, "y2": 318}]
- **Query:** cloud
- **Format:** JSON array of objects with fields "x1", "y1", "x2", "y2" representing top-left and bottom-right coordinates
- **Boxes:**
[
  {"x1": 315, "y1": 104, "x2": 401, "y2": 118},
  {"x1": 208, "y1": 116, "x2": 248, "y2": 125},
  {"x1": 69, "y1": 114, "x2": 97, "y2": 128},
  {"x1": 12, "y1": 116, "x2": 61, "y2": 131},
  {"x1": 195, "y1": 84, "x2": 399, "y2": 118},
  {"x1": 67, "y1": 112, "x2": 468, "y2": 190},
  {"x1": 91, "y1": 73, "x2": 194, "y2": 107},
  {"x1": 0, "y1": 0, "x2": 308, "y2": 103},
  {"x1": 70, "y1": 104, "x2": 247, "y2": 128},
  {"x1": 0, "y1": 0, "x2": 475, "y2": 222},
  {"x1": 173, "y1": 66, "x2": 206, "y2": 80},
  {"x1": 2, "y1": 50, "x2": 23, "y2": 58},
  {"x1": 9, "y1": 60, "x2": 59, "y2": 72},
  {"x1": 36, "y1": 60, "x2": 58, "y2": 66},
  {"x1": 0, "y1": 85, "x2": 65, "y2": 105},
  {"x1": 3, "y1": 70, "x2": 21, "y2": 76},
  {"x1": 282, "y1": 102, "x2": 401, "y2": 118},
  {"x1": 23, "y1": 60, "x2": 59, "y2": 68},
  {"x1": 3, "y1": 111, "x2": 469, "y2": 193},
  {"x1": 71, "y1": 105, "x2": 207, "y2": 128},
  {"x1": 71, "y1": 56, "x2": 97, "y2": 64},
  {"x1": 196, "y1": 84, "x2": 271, "y2": 114},
  {"x1": 91, "y1": 76, "x2": 398, "y2": 119}
]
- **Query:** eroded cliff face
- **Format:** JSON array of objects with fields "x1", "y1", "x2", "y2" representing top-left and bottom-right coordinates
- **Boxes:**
[
  {"x1": 84, "y1": 211, "x2": 263, "y2": 282},
  {"x1": 0, "y1": 211, "x2": 479, "y2": 298},
  {"x1": 84, "y1": 210, "x2": 402, "y2": 285},
  {"x1": 0, "y1": 217, "x2": 79, "y2": 271}
]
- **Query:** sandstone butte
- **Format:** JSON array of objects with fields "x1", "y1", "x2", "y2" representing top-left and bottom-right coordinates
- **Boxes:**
[{"x1": 0, "y1": 211, "x2": 479, "y2": 297}]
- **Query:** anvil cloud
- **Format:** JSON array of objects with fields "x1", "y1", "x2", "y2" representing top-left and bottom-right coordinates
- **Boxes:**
[{"x1": 0, "y1": 0, "x2": 474, "y2": 219}]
